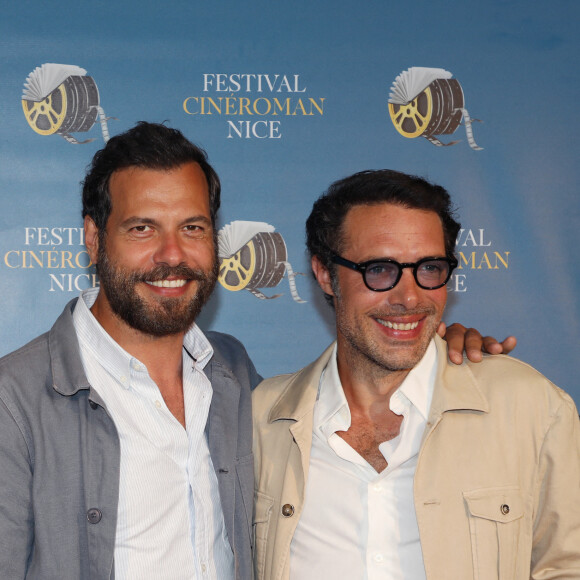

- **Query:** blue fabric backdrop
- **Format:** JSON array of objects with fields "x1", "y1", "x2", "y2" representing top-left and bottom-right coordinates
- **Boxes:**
[{"x1": 1, "y1": 0, "x2": 578, "y2": 403}]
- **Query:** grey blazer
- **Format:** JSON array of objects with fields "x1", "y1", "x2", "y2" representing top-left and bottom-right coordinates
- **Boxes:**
[{"x1": 0, "y1": 299, "x2": 259, "y2": 579}]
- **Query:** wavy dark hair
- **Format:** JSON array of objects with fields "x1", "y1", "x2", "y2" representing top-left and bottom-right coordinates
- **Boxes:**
[
  {"x1": 306, "y1": 169, "x2": 461, "y2": 304},
  {"x1": 82, "y1": 122, "x2": 220, "y2": 230}
]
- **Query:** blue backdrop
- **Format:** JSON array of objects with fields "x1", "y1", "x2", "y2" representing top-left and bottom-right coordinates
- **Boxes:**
[{"x1": 1, "y1": 0, "x2": 578, "y2": 403}]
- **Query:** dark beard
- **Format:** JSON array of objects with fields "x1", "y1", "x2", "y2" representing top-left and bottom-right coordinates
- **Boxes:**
[{"x1": 96, "y1": 245, "x2": 218, "y2": 337}]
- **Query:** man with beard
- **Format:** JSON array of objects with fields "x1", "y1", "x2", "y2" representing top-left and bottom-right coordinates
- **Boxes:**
[
  {"x1": 0, "y1": 123, "x2": 259, "y2": 580},
  {"x1": 0, "y1": 124, "x2": 513, "y2": 580},
  {"x1": 252, "y1": 170, "x2": 580, "y2": 580}
]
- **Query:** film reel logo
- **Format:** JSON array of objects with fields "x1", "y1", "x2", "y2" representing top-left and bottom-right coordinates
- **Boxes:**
[
  {"x1": 22, "y1": 63, "x2": 114, "y2": 144},
  {"x1": 218, "y1": 221, "x2": 305, "y2": 303},
  {"x1": 388, "y1": 67, "x2": 482, "y2": 150}
]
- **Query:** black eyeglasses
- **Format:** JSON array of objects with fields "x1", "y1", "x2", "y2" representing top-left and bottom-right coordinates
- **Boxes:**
[{"x1": 331, "y1": 254, "x2": 458, "y2": 292}]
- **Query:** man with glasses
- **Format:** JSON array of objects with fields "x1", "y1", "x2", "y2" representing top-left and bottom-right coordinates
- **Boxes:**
[{"x1": 252, "y1": 169, "x2": 580, "y2": 580}]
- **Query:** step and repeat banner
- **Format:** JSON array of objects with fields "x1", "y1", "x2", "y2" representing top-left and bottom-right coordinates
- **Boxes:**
[{"x1": 1, "y1": 1, "x2": 579, "y2": 404}]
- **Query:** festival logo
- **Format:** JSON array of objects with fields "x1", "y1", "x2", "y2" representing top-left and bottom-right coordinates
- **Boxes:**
[
  {"x1": 183, "y1": 73, "x2": 324, "y2": 139},
  {"x1": 218, "y1": 221, "x2": 305, "y2": 302},
  {"x1": 22, "y1": 63, "x2": 114, "y2": 144},
  {"x1": 388, "y1": 67, "x2": 482, "y2": 150}
]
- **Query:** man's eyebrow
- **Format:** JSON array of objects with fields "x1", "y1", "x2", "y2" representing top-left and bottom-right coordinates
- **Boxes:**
[
  {"x1": 119, "y1": 215, "x2": 212, "y2": 228},
  {"x1": 353, "y1": 254, "x2": 445, "y2": 264},
  {"x1": 119, "y1": 217, "x2": 157, "y2": 228},
  {"x1": 180, "y1": 215, "x2": 212, "y2": 226}
]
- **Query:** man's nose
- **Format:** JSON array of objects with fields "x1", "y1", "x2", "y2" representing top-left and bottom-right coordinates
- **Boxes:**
[
  {"x1": 387, "y1": 268, "x2": 420, "y2": 308},
  {"x1": 154, "y1": 232, "x2": 188, "y2": 266}
]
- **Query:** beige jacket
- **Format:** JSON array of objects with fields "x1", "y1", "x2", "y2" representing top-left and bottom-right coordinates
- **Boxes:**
[{"x1": 252, "y1": 336, "x2": 580, "y2": 580}]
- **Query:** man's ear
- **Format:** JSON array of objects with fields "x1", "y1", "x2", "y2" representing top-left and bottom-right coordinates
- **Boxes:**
[
  {"x1": 311, "y1": 256, "x2": 335, "y2": 297},
  {"x1": 84, "y1": 216, "x2": 100, "y2": 265}
]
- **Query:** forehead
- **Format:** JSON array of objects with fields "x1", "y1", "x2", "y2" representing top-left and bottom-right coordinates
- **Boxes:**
[
  {"x1": 341, "y1": 203, "x2": 445, "y2": 260},
  {"x1": 108, "y1": 162, "x2": 210, "y2": 214}
]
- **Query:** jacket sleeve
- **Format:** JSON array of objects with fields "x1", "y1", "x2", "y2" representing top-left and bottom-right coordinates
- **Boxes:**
[
  {"x1": 0, "y1": 395, "x2": 34, "y2": 578},
  {"x1": 531, "y1": 393, "x2": 580, "y2": 578}
]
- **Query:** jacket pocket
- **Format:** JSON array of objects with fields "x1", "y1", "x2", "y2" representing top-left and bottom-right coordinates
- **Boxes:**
[
  {"x1": 253, "y1": 491, "x2": 274, "y2": 580},
  {"x1": 463, "y1": 486, "x2": 524, "y2": 580}
]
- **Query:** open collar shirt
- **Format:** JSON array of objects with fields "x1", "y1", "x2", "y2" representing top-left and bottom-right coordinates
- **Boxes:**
[
  {"x1": 73, "y1": 288, "x2": 234, "y2": 580},
  {"x1": 290, "y1": 340, "x2": 437, "y2": 580}
]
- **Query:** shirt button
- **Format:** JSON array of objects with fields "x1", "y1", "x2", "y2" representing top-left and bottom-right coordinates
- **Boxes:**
[
  {"x1": 281, "y1": 504, "x2": 295, "y2": 517},
  {"x1": 201, "y1": 563, "x2": 207, "y2": 573},
  {"x1": 87, "y1": 508, "x2": 102, "y2": 524},
  {"x1": 501, "y1": 504, "x2": 510, "y2": 515},
  {"x1": 89, "y1": 400, "x2": 98, "y2": 410},
  {"x1": 372, "y1": 483, "x2": 383, "y2": 493},
  {"x1": 374, "y1": 553, "x2": 385, "y2": 563},
  {"x1": 155, "y1": 400, "x2": 162, "y2": 409}
]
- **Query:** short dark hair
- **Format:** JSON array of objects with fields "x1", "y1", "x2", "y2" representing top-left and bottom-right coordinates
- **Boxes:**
[
  {"x1": 82, "y1": 122, "x2": 220, "y2": 230},
  {"x1": 306, "y1": 169, "x2": 461, "y2": 302}
]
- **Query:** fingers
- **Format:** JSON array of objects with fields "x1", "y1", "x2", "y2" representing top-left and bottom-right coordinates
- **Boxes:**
[
  {"x1": 463, "y1": 327, "x2": 485, "y2": 363},
  {"x1": 443, "y1": 323, "x2": 478, "y2": 365},
  {"x1": 481, "y1": 335, "x2": 518, "y2": 355},
  {"x1": 481, "y1": 336, "x2": 503, "y2": 355},
  {"x1": 443, "y1": 324, "x2": 518, "y2": 365},
  {"x1": 499, "y1": 336, "x2": 517, "y2": 354}
]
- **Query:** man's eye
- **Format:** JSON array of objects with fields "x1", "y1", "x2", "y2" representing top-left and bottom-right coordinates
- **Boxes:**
[
  {"x1": 422, "y1": 264, "x2": 441, "y2": 273},
  {"x1": 183, "y1": 225, "x2": 206, "y2": 237},
  {"x1": 368, "y1": 264, "x2": 388, "y2": 275},
  {"x1": 419, "y1": 261, "x2": 446, "y2": 278},
  {"x1": 367, "y1": 263, "x2": 397, "y2": 276},
  {"x1": 131, "y1": 225, "x2": 152, "y2": 233}
]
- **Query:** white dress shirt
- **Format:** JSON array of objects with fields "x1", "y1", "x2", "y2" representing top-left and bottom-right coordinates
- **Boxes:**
[
  {"x1": 290, "y1": 341, "x2": 438, "y2": 580},
  {"x1": 73, "y1": 288, "x2": 234, "y2": 579}
]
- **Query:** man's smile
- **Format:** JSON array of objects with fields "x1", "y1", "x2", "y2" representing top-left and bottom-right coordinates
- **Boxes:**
[
  {"x1": 376, "y1": 319, "x2": 420, "y2": 331},
  {"x1": 145, "y1": 279, "x2": 189, "y2": 288}
]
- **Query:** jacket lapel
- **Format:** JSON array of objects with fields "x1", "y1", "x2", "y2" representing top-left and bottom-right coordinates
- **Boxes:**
[
  {"x1": 269, "y1": 343, "x2": 335, "y2": 484},
  {"x1": 203, "y1": 357, "x2": 241, "y2": 545},
  {"x1": 426, "y1": 336, "x2": 490, "y2": 434}
]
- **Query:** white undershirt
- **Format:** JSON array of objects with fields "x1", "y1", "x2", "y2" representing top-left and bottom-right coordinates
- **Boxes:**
[
  {"x1": 73, "y1": 288, "x2": 234, "y2": 579},
  {"x1": 290, "y1": 341, "x2": 437, "y2": 580}
]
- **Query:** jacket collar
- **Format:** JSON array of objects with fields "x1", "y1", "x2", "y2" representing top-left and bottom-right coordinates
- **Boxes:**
[
  {"x1": 49, "y1": 298, "x2": 92, "y2": 397},
  {"x1": 267, "y1": 336, "x2": 489, "y2": 424},
  {"x1": 428, "y1": 335, "x2": 489, "y2": 417},
  {"x1": 203, "y1": 350, "x2": 242, "y2": 462},
  {"x1": 268, "y1": 343, "x2": 335, "y2": 423}
]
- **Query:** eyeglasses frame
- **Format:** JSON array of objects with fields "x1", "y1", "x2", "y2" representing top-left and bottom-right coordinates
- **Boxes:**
[{"x1": 331, "y1": 254, "x2": 458, "y2": 292}]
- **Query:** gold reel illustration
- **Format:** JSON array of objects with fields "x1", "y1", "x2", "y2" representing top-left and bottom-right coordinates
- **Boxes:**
[
  {"x1": 22, "y1": 84, "x2": 68, "y2": 135},
  {"x1": 389, "y1": 79, "x2": 464, "y2": 139},
  {"x1": 389, "y1": 87, "x2": 433, "y2": 138},
  {"x1": 22, "y1": 75, "x2": 99, "y2": 139},
  {"x1": 219, "y1": 232, "x2": 286, "y2": 293},
  {"x1": 219, "y1": 239, "x2": 257, "y2": 292}
]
